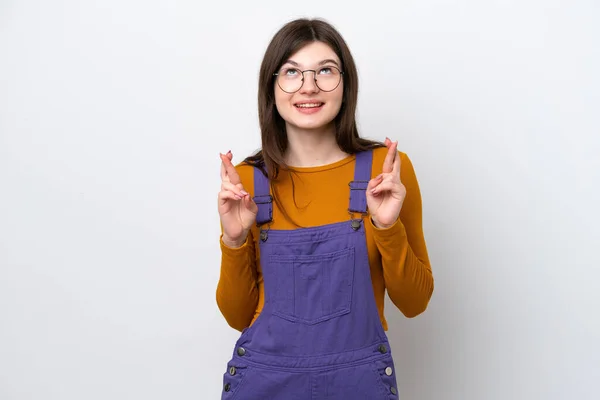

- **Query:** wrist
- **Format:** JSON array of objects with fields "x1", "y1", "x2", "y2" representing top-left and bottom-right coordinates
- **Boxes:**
[
  {"x1": 370, "y1": 216, "x2": 396, "y2": 230},
  {"x1": 221, "y1": 234, "x2": 247, "y2": 249}
]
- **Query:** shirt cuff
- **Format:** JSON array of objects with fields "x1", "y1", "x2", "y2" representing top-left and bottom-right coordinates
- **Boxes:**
[
  {"x1": 220, "y1": 234, "x2": 250, "y2": 254},
  {"x1": 368, "y1": 216, "x2": 407, "y2": 240}
]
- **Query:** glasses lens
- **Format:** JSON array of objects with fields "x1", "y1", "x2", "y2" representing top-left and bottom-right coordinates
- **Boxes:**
[
  {"x1": 277, "y1": 68, "x2": 303, "y2": 93},
  {"x1": 315, "y1": 66, "x2": 341, "y2": 92}
]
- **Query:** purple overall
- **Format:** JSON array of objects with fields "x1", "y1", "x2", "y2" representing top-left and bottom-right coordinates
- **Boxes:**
[{"x1": 221, "y1": 150, "x2": 399, "y2": 399}]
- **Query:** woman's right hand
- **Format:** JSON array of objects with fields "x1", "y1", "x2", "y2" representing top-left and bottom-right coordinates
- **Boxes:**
[{"x1": 218, "y1": 151, "x2": 258, "y2": 248}]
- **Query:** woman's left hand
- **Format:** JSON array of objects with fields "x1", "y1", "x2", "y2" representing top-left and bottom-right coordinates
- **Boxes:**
[{"x1": 366, "y1": 138, "x2": 407, "y2": 229}]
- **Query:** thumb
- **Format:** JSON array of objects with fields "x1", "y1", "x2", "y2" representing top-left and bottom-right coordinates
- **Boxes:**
[
  {"x1": 367, "y1": 174, "x2": 383, "y2": 193},
  {"x1": 244, "y1": 194, "x2": 258, "y2": 214}
]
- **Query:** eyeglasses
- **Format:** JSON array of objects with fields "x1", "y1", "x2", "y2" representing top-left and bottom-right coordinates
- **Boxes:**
[{"x1": 273, "y1": 66, "x2": 343, "y2": 93}]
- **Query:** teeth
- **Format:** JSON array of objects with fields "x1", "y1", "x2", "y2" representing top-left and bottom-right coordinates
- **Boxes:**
[{"x1": 296, "y1": 103, "x2": 322, "y2": 108}]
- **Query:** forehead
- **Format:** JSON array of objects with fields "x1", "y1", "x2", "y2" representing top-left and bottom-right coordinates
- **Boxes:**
[{"x1": 285, "y1": 41, "x2": 340, "y2": 67}]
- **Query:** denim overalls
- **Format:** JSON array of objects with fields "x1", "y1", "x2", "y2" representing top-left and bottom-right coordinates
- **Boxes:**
[{"x1": 222, "y1": 150, "x2": 399, "y2": 399}]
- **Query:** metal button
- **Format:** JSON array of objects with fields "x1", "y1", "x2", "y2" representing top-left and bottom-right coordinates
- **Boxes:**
[
  {"x1": 260, "y1": 230, "x2": 268, "y2": 242},
  {"x1": 224, "y1": 383, "x2": 231, "y2": 392},
  {"x1": 229, "y1": 366, "x2": 236, "y2": 376},
  {"x1": 385, "y1": 366, "x2": 393, "y2": 376},
  {"x1": 237, "y1": 347, "x2": 246, "y2": 356},
  {"x1": 378, "y1": 344, "x2": 387, "y2": 354},
  {"x1": 351, "y1": 219, "x2": 361, "y2": 231},
  {"x1": 390, "y1": 386, "x2": 397, "y2": 395}
]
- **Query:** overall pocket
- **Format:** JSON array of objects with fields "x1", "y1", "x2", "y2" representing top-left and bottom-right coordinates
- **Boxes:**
[
  {"x1": 221, "y1": 361, "x2": 311, "y2": 400},
  {"x1": 270, "y1": 247, "x2": 355, "y2": 325},
  {"x1": 316, "y1": 358, "x2": 395, "y2": 400}
]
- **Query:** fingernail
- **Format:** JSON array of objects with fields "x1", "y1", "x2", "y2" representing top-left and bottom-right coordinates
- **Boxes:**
[
  {"x1": 234, "y1": 194, "x2": 242, "y2": 200},
  {"x1": 227, "y1": 150, "x2": 231, "y2": 154},
  {"x1": 240, "y1": 190, "x2": 248, "y2": 196}
]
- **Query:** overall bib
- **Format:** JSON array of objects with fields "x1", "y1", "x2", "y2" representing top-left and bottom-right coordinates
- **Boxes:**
[{"x1": 221, "y1": 150, "x2": 399, "y2": 399}]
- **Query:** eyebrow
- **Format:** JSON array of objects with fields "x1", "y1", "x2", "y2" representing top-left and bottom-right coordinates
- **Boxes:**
[{"x1": 283, "y1": 58, "x2": 341, "y2": 68}]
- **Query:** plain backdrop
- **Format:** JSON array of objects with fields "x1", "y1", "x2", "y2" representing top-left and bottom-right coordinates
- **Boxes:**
[{"x1": 1, "y1": 0, "x2": 599, "y2": 399}]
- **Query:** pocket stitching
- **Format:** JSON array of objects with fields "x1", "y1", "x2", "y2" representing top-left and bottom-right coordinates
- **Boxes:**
[
  {"x1": 270, "y1": 247, "x2": 355, "y2": 325},
  {"x1": 270, "y1": 247, "x2": 354, "y2": 262}
]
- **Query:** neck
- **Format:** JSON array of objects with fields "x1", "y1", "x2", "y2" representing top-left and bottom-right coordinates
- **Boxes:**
[{"x1": 284, "y1": 123, "x2": 349, "y2": 167}]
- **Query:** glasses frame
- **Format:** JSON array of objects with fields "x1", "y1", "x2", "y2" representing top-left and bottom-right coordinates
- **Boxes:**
[{"x1": 273, "y1": 65, "x2": 344, "y2": 93}]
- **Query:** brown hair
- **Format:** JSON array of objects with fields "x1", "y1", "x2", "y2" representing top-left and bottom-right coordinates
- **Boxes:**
[{"x1": 244, "y1": 18, "x2": 384, "y2": 225}]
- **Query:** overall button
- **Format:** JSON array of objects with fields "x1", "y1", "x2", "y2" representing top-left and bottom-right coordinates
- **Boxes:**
[
  {"x1": 378, "y1": 344, "x2": 388, "y2": 354},
  {"x1": 237, "y1": 347, "x2": 246, "y2": 356},
  {"x1": 390, "y1": 387, "x2": 398, "y2": 395},
  {"x1": 229, "y1": 366, "x2": 236, "y2": 376},
  {"x1": 260, "y1": 230, "x2": 268, "y2": 241},
  {"x1": 385, "y1": 366, "x2": 393, "y2": 376},
  {"x1": 224, "y1": 383, "x2": 231, "y2": 392}
]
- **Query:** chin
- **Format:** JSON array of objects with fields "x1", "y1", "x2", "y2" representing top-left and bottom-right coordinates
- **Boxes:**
[
  {"x1": 287, "y1": 110, "x2": 339, "y2": 131},
  {"x1": 291, "y1": 118, "x2": 335, "y2": 131}
]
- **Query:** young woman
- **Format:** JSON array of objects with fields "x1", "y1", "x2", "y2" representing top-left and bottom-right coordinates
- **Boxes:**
[{"x1": 216, "y1": 18, "x2": 433, "y2": 399}]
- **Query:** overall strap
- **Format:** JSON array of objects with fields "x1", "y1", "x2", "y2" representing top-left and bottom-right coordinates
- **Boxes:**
[
  {"x1": 253, "y1": 165, "x2": 273, "y2": 226},
  {"x1": 348, "y1": 150, "x2": 373, "y2": 214}
]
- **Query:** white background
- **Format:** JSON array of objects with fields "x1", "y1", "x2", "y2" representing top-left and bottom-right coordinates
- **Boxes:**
[{"x1": 1, "y1": 0, "x2": 599, "y2": 399}]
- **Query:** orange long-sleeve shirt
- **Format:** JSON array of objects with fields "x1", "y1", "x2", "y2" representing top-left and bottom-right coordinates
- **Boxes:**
[{"x1": 216, "y1": 147, "x2": 434, "y2": 331}]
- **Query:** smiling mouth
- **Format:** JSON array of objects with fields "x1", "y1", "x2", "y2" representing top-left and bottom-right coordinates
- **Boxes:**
[{"x1": 295, "y1": 102, "x2": 324, "y2": 108}]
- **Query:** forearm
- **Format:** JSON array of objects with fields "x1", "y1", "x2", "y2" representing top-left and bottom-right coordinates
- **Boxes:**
[
  {"x1": 371, "y1": 218, "x2": 434, "y2": 318},
  {"x1": 215, "y1": 235, "x2": 259, "y2": 331}
]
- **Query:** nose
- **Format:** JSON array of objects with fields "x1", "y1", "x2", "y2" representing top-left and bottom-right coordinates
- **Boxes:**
[{"x1": 299, "y1": 70, "x2": 319, "y2": 94}]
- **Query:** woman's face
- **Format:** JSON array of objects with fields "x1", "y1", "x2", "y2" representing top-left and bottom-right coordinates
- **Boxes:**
[{"x1": 274, "y1": 41, "x2": 344, "y2": 133}]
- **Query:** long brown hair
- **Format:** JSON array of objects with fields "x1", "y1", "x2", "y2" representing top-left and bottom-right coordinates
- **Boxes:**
[{"x1": 244, "y1": 18, "x2": 384, "y2": 225}]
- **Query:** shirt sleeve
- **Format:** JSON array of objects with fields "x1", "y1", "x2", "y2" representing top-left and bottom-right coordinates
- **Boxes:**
[
  {"x1": 369, "y1": 152, "x2": 434, "y2": 317},
  {"x1": 215, "y1": 163, "x2": 260, "y2": 331},
  {"x1": 215, "y1": 230, "x2": 260, "y2": 331}
]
